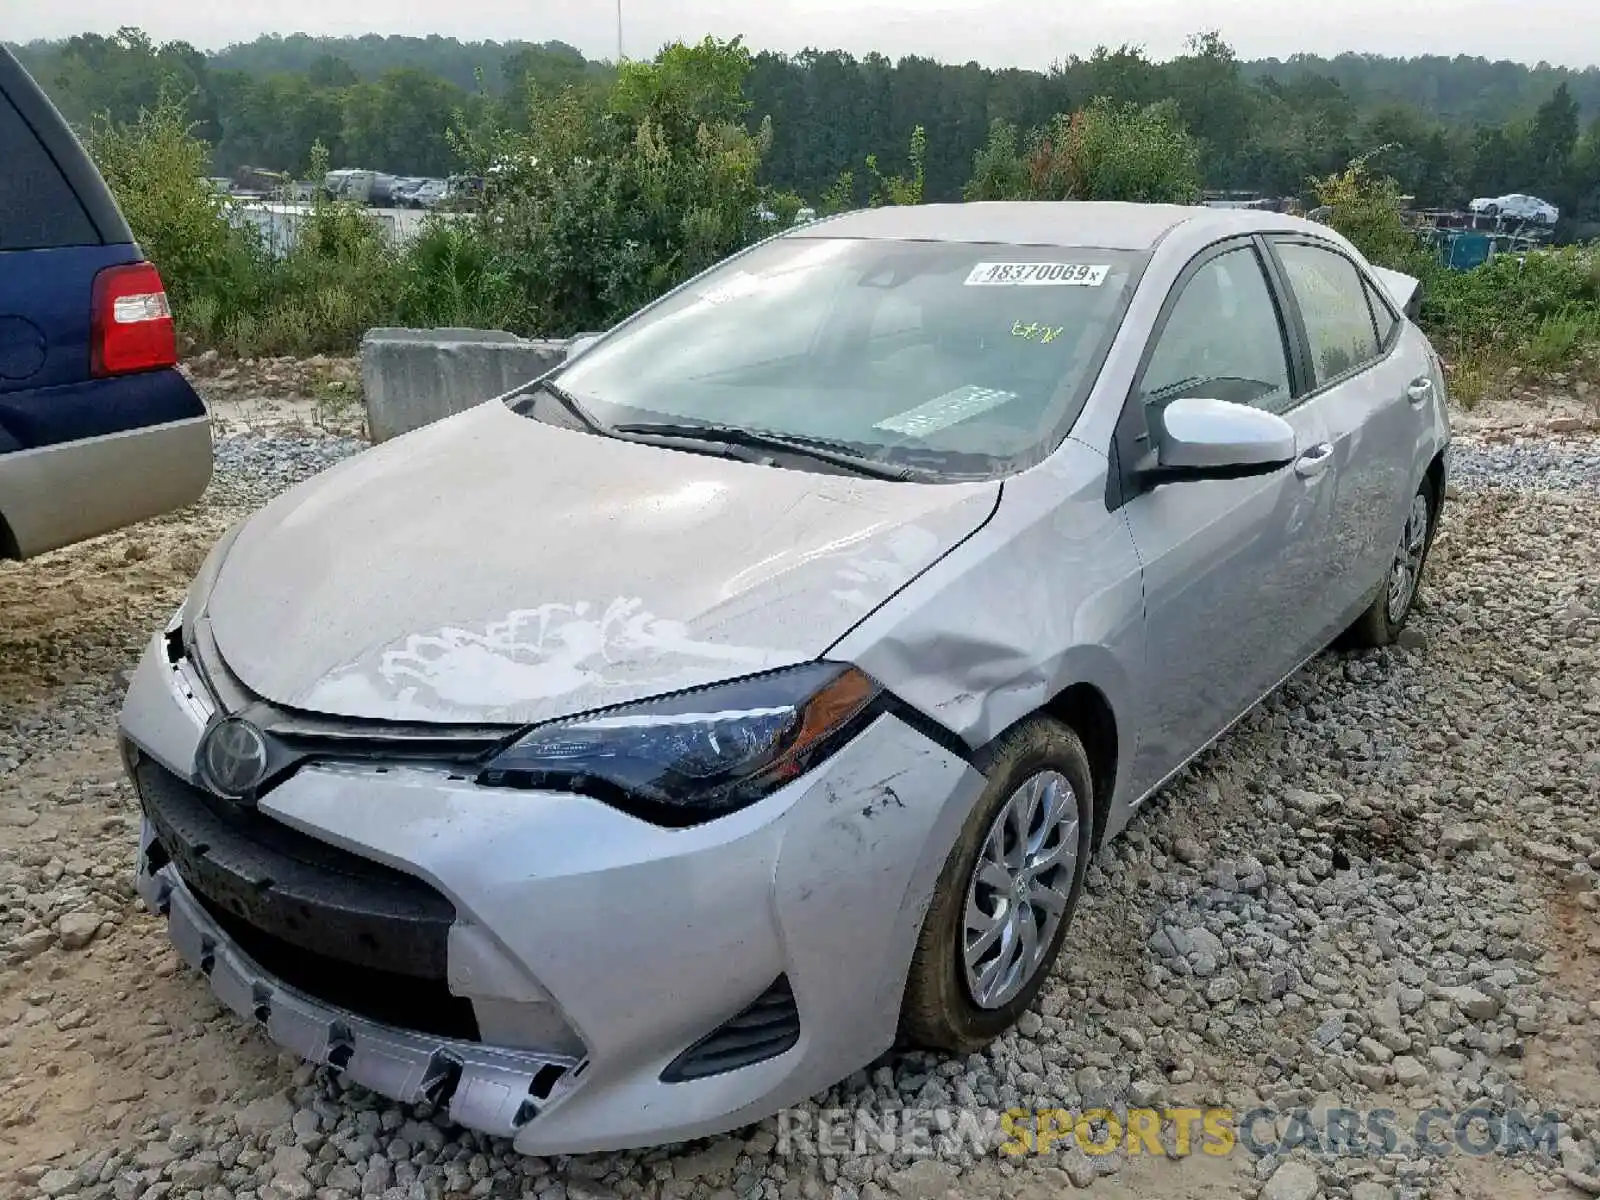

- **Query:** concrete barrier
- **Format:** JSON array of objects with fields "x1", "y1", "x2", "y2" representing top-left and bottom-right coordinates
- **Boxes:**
[{"x1": 360, "y1": 328, "x2": 574, "y2": 443}]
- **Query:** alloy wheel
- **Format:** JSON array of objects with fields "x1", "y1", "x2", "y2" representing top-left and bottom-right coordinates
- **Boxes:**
[
  {"x1": 1386, "y1": 490, "x2": 1431, "y2": 624},
  {"x1": 962, "y1": 770, "x2": 1080, "y2": 1010}
]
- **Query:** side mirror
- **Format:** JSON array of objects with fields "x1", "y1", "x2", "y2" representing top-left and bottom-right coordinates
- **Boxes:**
[
  {"x1": 1139, "y1": 396, "x2": 1297, "y2": 486},
  {"x1": 565, "y1": 332, "x2": 604, "y2": 362}
]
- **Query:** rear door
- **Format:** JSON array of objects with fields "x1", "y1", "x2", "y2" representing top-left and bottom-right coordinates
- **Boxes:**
[
  {"x1": 1264, "y1": 237, "x2": 1425, "y2": 637},
  {"x1": 0, "y1": 52, "x2": 141, "y2": 448}
]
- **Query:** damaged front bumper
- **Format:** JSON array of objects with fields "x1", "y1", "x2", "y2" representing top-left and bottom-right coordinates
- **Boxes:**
[
  {"x1": 120, "y1": 627, "x2": 985, "y2": 1153},
  {"x1": 135, "y1": 837, "x2": 580, "y2": 1134}
]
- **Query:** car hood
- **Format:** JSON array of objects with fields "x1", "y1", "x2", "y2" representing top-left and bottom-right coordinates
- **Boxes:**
[{"x1": 204, "y1": 400, "x2": 999, "y2": 724}]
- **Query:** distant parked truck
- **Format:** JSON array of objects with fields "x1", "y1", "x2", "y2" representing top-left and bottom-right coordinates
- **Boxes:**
[
  {"x1": 368, "y1": 173, "x2": 399, "y2": 207},
  {"x1": 232, "y1": 165, "x2": 291, "y2": 195},
  {"x1": 410, "y1": 179, "x2": 448, "y2": 208},
  {"x1": 324, "y1": 168, "x2": 376, "y2": 204}
]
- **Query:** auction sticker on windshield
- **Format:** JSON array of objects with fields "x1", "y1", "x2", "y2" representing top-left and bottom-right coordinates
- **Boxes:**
[
  {"x1": 874, "y1": 385, "x2": 1019, "y2": 437},
  {"x1": 964, "y1": 262, "x2": 1109, "y2": 287}
]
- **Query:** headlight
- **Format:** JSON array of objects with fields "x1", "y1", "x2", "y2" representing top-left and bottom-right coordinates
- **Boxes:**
[{"x1": 476, "y1": 662, "x2": 880, "y2": 826}]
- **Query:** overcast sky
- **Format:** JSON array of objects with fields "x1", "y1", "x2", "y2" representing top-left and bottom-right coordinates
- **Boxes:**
[{"x1": 12, "y1": 0, "x2": 1600, "y2": 72}]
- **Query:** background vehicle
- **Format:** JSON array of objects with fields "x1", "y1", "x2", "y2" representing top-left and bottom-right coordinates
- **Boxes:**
[
  {"x1": 0, "y1": 46, "x2": 211, "y2": 561},
  {"x1": 410, "y1": 179, "x2": 448, "y2": 208},
  {"x1": 1468, "y1": 192, "x2": 1559, "y2": 224}
]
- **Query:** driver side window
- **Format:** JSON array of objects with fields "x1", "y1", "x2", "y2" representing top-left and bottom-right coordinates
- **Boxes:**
[{"x1": 1141, "y1": 246, "x2": 1292, "y2": 413}]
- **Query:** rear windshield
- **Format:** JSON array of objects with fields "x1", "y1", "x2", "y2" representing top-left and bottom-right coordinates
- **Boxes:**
[{"x1": 552, "y1": 237, "x2": 1145, "y2": 478}]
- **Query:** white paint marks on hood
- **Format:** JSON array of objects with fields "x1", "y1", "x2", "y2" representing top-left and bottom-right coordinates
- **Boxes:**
[
  {"x1": 301, "y1": 598, "x2": 789, "y2": 722},
  {"x1": 830, "y1": 525, "x2": 944, "y2": 609}
]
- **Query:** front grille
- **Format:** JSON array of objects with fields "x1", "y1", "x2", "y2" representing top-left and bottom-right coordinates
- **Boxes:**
[
  {"x1": 134, "y1": 752, "x2": 478, "y2": 1040},
  {"x1": 189, "y1": 884, "x2": 479, "y2": 1040},
  {"x1": 661, "y1": 975, "x2": 801, "y2": 1083}
]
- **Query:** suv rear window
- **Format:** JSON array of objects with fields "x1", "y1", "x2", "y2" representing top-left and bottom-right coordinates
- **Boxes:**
[{"x1": 0, "y1": 89, "x2": 98, "y2": 251}]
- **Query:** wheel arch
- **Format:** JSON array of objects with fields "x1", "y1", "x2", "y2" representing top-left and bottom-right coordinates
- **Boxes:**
[
  {"x1": 1425, "y1": 446, "x2": 1446, "y2": 506},
  {"x1": 1043, "y1": 682, "x2": 1120, "y2": 851},
  {"x1": 0, "y1": 508, "x2": 19, "y2": 561},
  {"x1": 1422, "y1": 445, "x2": 1448, "y2": 551},
  {"x1": 964, "y1": 678, "x2": 1123, "y2": 855}
]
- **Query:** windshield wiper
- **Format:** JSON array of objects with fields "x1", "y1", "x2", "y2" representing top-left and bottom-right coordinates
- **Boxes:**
[{"x1": 612, "y1": 422, "x2": 913, "y2": 480}]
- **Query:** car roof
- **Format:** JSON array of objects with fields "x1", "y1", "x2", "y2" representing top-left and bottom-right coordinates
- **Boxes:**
[{"x1": 787, "y1": 201, "x2": 1329, "y2": 252}]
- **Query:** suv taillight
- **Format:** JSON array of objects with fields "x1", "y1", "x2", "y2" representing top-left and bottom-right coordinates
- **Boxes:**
[{"x1": 91, "y1": 261, "x2": 177, "y2": 377}]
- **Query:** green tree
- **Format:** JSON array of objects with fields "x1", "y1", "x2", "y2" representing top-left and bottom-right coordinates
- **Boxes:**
[
  {"x1": 609, "y1": 36, "x2": 751, "y2": 147},
  {"x1": 1165, "y1": 32, "x2": 1256, "y2": 185},
  {"x1": 1309, "y1": 154, "x2": 1433, "y2": 274},
  {"x1": 964, "y1": 119, "x2": 1027, "y2": 201},
  {"x1": 451, "y1": 35, "x2": 772, "y2": 335},
  {"x1": 866, "y1": 125, "x2": 925, "y2": 205},
  {"x1": 307, "y1": 55, "x2": 358, "y2": 88},
  {"x1": 340, "y1": 68, "x2": 470, "y2": 174},
  {"x1": 1530, "y1": 82, "x2": 1582, "y2": 206},
  {"x1": 81, "y1": 90, "x2": 260, "y2": 324}
]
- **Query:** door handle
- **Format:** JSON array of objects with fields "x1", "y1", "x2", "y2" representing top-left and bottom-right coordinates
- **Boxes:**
[
  {"x1": 1406, "y1": 377, "x2": 1433, "y2": 405},
  {"x1": 1294, "y1": 442, "x2": 1333, "y2": 479}
]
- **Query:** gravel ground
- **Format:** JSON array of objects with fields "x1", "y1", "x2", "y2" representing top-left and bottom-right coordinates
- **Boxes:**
[
  {"x1": 1447, "y1": 437, "x2": 1600, "y2": 495},
  {"x1": 2, "y1": 413, "x2": 1598, "y2": 1200}
]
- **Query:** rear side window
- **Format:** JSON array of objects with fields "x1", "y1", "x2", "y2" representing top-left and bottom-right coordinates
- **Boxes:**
[
  {"x1": 1274, "y1": 242, "x2": 1380, "y2": 387},
  {"x1": 1364, "y1": 278, "x2": 1399, "y2": 348},
  {"x1": 0, "y1": 89, "x2": 98, "y2": 251}
]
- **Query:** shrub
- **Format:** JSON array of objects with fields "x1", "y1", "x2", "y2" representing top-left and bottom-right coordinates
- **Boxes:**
[
  {"x1": 1310, "y1": 153, "x2": 1435, "y2": 277},
  {"x1": 83, "y1": 91, "x2": 261, "y2": 328},
  {"x1": 447, "y1": 35, "x2": 771, "y2": 336},
  {"x1": 964, "y1": 120, "x2": 1028, "y2": 202},
  {"x1": 1313, "y1": 155, "x2": 1600, "y2": 397},
  {"x1": 396, "y1": 217, "x2": 527, "y2": 331},
  {"x1": 867, "y1": 126, "x2": 926, "y2": 206},
  {"x1": 1024, "y1": 99, "x2": 1202, "y2": 204},
  {"x1": 244, "y1": 146, "x2": 405, "y2": 355},
  {"x1": 959, "y1": 99, "x2": 1201, "y2": 205},
  {"x1": 87, "y1": 113, "x2": 405, "y2": 356}
]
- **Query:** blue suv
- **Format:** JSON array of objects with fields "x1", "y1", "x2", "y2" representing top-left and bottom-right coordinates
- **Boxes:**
[{"x1": 0, "y1": 46, "x2": 211, "y2": 560}]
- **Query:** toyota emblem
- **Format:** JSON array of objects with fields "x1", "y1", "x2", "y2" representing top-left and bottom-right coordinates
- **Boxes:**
[{"x1": 197, "y1": 716, "x2": 269, "y2": 799}]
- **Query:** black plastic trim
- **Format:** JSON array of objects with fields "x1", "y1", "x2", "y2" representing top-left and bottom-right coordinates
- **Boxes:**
[
  {"x1": 133, "y1": 754, "x2": 458, "y2": 980},
  {"x1": 661, "y1": 975, "x2": 801, "y2": 1083},
  {"x1": 878, "y1": 694, "x2": 978, "y2": 768},
  {"x1": 1256, "y1": 234, "x2": 1404, "y2": 401},
  {"x1": 1252, "y1": 233, "x2": 1316, "y2": 398}
]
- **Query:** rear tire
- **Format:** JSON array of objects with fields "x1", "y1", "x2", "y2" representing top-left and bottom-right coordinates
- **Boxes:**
[
  {"x1": 899, "y1": 716, "x2": 1094, "y2": 1054},
  {"x1": 1341, "y1": 476, "x2": 1438, "y2": 649}
]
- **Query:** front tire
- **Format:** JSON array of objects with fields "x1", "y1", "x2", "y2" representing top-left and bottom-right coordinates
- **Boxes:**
[
  {"x1": 1342, "y1": 477, "x2": 1437, "y2": 648},
  {"x1": 899, "y1": 716, "x2": 1094, "y2": 1053}
]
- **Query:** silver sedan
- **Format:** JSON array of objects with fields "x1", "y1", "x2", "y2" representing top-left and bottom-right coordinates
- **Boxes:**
[{"x1": 119, "y1": 201, "x2": 1449, "y2": 1153}]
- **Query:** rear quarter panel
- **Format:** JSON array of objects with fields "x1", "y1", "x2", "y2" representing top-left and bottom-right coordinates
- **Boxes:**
[{"x1": 0, "y1": 244, "x2": 147, "y2": 408}]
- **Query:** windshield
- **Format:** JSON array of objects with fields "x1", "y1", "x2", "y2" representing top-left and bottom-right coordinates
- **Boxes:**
[{"x1": 548, "y1": 237, "x2": 1145, "y2": 479}]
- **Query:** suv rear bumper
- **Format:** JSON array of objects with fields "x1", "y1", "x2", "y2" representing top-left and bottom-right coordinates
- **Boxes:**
[{"x1": 0, "y1": 410, "x2": 211, "y2": 558}]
